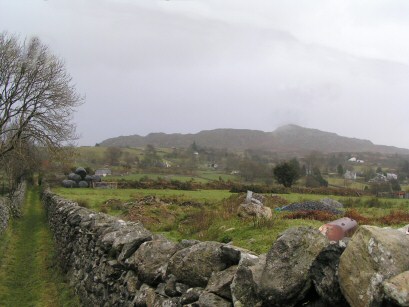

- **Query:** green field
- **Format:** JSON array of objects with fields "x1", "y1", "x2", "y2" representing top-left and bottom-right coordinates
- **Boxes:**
[
  {"x1": 326, "y1": 177, "x2": 368, "y2": 190},
  {"x1": 107, "y1": 170, "x2": 238, "y2": 184},
  {"x1": 53, "y1": 187, "x2": 409, "y2": 253}
]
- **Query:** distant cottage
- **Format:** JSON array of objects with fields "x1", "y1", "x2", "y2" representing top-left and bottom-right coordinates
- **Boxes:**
[
  {"x1": 386, "y1": 173, "x2": 398, "y2": 180},
  {"x1": 348, "y1": 157, "x2": 364, "y2": 163},
  {"x1": 344, "y1": 170, "x2": 357, "y2": 180},
  {"x1": 369, "y1": 173, "x2": 387, "y2": 183},
  {"x1": 95, "y1": 169, "x2": 112, "y2": 177}
]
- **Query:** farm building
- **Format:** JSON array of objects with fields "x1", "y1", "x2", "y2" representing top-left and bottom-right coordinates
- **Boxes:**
[{"x1": 95, "y1": 169, "x2": 112, "y2": 177}]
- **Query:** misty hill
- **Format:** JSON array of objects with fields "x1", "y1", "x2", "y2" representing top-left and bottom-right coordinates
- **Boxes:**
[{"x1": 99, "y1": 125, "x2": 409, "y2": 155}]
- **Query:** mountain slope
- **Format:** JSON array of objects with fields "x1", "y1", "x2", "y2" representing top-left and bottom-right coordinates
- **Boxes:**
[{"x1": 99, "y1": 125, "x2": 409, "y2": 154}]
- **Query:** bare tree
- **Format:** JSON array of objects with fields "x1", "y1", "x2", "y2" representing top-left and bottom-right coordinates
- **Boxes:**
[
  {"x1": 0, "y1": 139, "x2": 39, "y2": 189},
  {"x1": 0, "y1": 32, "x2": 83, "y2": 160}
]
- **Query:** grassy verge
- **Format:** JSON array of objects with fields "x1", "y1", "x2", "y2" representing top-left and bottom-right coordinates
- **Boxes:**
[{"x1": 0, "y1": 187, "x2": 80, "y2": 307}]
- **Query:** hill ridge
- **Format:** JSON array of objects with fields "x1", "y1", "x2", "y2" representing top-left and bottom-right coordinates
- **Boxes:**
[{"x1": 99, "y1": 125, "x2": 409, "y2": 155}]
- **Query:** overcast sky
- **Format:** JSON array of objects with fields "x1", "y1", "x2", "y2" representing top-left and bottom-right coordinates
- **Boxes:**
[{"x1": 1, "y1": 0, "x2": 409, "y2": 148}]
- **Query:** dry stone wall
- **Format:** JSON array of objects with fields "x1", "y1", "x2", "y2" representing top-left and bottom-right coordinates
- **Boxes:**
[
  {"x1": 43, "y1": 189, "x2": 409, "y2": 307},
  {"x1": 0, "y1": 182, "x2": 26, "y2": 235}
]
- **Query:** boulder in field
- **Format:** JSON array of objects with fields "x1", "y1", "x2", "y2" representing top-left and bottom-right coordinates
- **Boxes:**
[{"x1": 237, "y1": 203, "x2": 272, "y2": 219}]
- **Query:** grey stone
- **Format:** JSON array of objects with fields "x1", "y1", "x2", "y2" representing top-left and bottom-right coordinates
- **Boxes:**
[
  {"x1": 397, "y1": 224, "x2": 409, "y2": 234},
  {"x1": 237, "y1": 203, "x2": 272, "y2": 219},
  {"x1": 383, "y1": 271, "x2": 409, "y2": 306},
  {"x1": 155, "y1": 282, "x2": 167, "y2": 296},
  {"x1": 124, "y1": 270, "x2": 141, "y2": 294},
  {"x1": 231, "y1": 253, "x2": 265, "y2": 307},
  {"x1": 197, "y1": 292, "x2": 232, "y2": 307},
  {"x1": 167, "y1": 242, "x2": 227, "y2": 287},
  {"x1": 164, "y1": 274, "x2": 189, "y2": 297},
  {"x1": 180, "y1": 287, "x2": 204, "y2": 305},
  {"x1": 205, "y1": 266, "x2": 237, "y2": 300},
  {"x1": 310, "y1": 241, "x2": 348, "y2": 306},
  {"x1": 220, "y1": 244, "x2": 256, "y2": 266},
  {"x1": 100, "y1": 225, "x2": 152, "y2": 260},
  {"x1": 176, "y1": 239, "x2": 201, "y2": 249},
  {"x1": 132, "y1": 283, "x2": 156, "y2": 307},
  {"x1": 260, "y1": 227, "x2": 329, "y2": 307},
  {"x1": 127, "y1": 239, "x2": 179, "y2": 286},
  {"x1": 339, "y1": 226, "x2": 409, "y2": 307}
]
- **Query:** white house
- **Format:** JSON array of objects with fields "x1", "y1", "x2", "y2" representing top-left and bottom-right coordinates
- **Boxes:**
[
  {"x1": 95, "y1": 169, "x2": 112, "y2": 177},
  {"x1": 386, "y1": 173, "x2": 398, "y2": 180},
  {"x1": 344, "y1": 170, "x2": 357, "y2": 180}
]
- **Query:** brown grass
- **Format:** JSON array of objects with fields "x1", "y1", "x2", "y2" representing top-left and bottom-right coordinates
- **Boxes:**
[
  {"x1": 344, "y1": 209, "x2": 371, "y2": 224},
  {"x1": 284, "y1": 210, "x2": 336, "y2": 222},
  {"x1": 378, "y1": 210, "x2": 409, "y2": 225}
]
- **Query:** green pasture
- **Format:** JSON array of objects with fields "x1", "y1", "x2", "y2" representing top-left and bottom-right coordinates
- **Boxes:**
[
  {"x1": 52, "y1": 187, "x2": 409, "y2": 253},
  {"x1": 326, "y1": 177, "x2": 367, "y2": 190},
  {"x1": 196, "y1": 171, "x2": 238, "y2": 182},
  {"x1": 53, "y1": 188, "x2": 231, "y2": 208},
  {"x1": 107, "y1": 171, "x2": 239, "y2": 183},
  {"x1": 107, "y1": 173, "x2": 210, "y2": 183}
]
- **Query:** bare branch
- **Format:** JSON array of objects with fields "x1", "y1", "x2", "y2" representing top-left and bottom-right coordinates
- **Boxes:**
[{"x1": 0, "y1": 32, "x2": 83, "y2": 160}]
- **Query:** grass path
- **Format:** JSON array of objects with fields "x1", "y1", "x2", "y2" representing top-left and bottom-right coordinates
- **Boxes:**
[{"x1": 0, "y1": 187, "x2": 81, "y2": 307}]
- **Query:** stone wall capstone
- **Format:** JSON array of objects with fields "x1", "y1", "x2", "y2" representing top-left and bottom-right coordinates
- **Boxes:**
[{"x1": 42, "y1": 189, "x2": 409, "y2": 307}]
